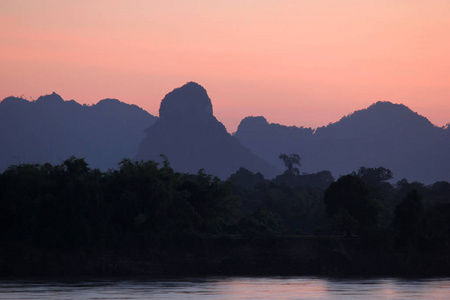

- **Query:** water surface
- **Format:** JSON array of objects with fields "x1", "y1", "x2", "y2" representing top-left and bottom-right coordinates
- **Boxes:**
[{"x1": 1, "y1": 277, "x2": 449, "y2": 299}]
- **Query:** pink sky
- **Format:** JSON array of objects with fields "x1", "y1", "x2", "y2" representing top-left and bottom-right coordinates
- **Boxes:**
[{"x1": 1, "y1": 0, "x2": 449, "y2": 132}]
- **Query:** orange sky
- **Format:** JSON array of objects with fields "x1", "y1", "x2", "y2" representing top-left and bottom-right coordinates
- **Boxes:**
[{"x1": 1, "y1": 0, "x2": 449, "y2": 132}]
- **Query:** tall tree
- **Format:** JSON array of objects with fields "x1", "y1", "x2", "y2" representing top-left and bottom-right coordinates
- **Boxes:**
[
  {"x1": 392, "y1": 189, "x2": 424, "y2": 247},
  {"x1": 324, "y1": 174, "x2": 380, "y2": 237},
  {"x1": 357, "y1": 167, "x2": 393, "y2": 187},
  {"x1": 279, "y1": 154, "x2": 301, "y2": 176}
]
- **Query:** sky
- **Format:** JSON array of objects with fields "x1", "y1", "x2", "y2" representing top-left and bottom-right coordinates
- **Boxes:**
[{"x1": 1, "y1": 0, "x2": 449, "y2": 132}]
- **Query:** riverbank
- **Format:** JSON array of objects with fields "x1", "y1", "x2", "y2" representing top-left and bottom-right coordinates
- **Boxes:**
[{"x1": 2, "y1": 236, "x2": 450, "y2": 278}]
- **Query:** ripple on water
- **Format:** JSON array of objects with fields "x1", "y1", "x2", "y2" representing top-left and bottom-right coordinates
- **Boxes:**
[{"x1": 1, "y1": 277, "x2": 450, "y2": 300}]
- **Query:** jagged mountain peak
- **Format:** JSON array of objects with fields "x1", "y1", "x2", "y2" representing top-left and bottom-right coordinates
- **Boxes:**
[
  {"x1": 0, "y1": 96, "x2": 28, "y2": 107},
  {"x1": 96, "y1": 98, "x2": 122, "y2": 106},
  {"x1": 159, "y1": 81, "x2": 213, "y2": 122},
  {"x1": 341, "y1": 101, "x2": 431, "y2": 125},
  {"x1": 35, "y1": 92, "x2": 64, "y2": 105},
  {"x1": 135, "y1": 82, "x2": 278, "y2": 178},
  {"x1": 93, "y1": 98, "x2": 156, "y2": 120},
  {"x1": 237, "y1": 116, "x2": 269, "y2": 131},
  {"x1": 315, "y1": 101, "x2": 436, "y2": 137}
]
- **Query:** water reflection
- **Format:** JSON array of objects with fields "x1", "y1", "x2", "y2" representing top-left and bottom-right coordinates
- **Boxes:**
[{"x1": 1, "y1": 277, "x2": 450, "y2": 299}]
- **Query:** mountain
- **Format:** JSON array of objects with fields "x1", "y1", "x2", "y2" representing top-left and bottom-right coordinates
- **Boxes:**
[
  {"x1": 0, "y1": 92, "x2": 157, "y2": 170},
  {"x1": 3, "y1": 88, "x2": 447, "y2": 183},
  {"x1": 235, "y1": 101, "x2": 450, "y2": 184},
  {"x1": 235, "y1": 116, "x2": 314, "y2": 171},
  {"x1": 135, "y1": 82, "x2": 279, "y2": 178}
]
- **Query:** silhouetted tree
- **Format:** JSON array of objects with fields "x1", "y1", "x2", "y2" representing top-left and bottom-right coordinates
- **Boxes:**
[
  {"x1": 392, "y1": 189, "x2": 424, "y2": 247},
  {"x1": 63, "y1": 156, "x2": 89, "y2": 178},
  {"x1": 357, "y1": 167, "x2": 394, "y2": 228},
  {"x1": 423, "y1": 201, "x2": 450, "y2": 249},
  {"x1": 324, "y1": 174, "x2": 380, "y2": 237},
  {"x1": 279, "y1": 153, "x2": 301, "y2": 176},
  {"x1": 228, "y1": 167, "x2": 265, "y2": 191},
  {"x1": 357, "y1": 167, "x2": 393, "y2": 187}
]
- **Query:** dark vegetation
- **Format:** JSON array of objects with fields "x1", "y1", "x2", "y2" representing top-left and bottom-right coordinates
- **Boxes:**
[{"x1": 1, "y1": 155, "x2": 450, "y2": 277}]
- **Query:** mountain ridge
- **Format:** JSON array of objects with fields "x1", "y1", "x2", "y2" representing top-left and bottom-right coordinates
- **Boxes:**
[
  {"x1": 2, "y1": 88, "x2": 448, "y2": 183},
  {"x1": 0, "y1": 93, "x2": 157, "y2": 171},
  {"x1": 235, "y1": 101, "x2": 449, "y2": 183},
  {"x1": 135, "y1": 82, "x2": 279, "y2": 178}
]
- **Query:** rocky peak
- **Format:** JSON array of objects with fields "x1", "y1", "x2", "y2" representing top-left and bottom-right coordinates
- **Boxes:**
[
  {"x1": 0, "y1": 96, "x2": 28, "y2": 107},
  {"x1": 159, "y1": 82, "x2": 213, "y2": 122},
  {"x1": 35, "y1": 92, "x2": 64, "y2": 105},
  {"x1": 237, "y1": 116, "x2": 269, "y2": 132}
]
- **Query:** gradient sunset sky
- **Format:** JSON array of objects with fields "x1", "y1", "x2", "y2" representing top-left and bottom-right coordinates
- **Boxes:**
[{"x1": 1, "y1": 0, "x2": 449, "y2": 132}]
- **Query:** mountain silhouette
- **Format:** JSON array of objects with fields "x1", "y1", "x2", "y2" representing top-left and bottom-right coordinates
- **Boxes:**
[
  {"x1": 3, "y1": 87, "x2": 448, "y2": 183},
  {"x1": 235, "y1": 101, "x2": 450, "y2": 183},
  {"x1": 135, "y1": 82, "x2": 279, "y2": 178},
  {"x1": 0, "y1": 93, "x2": 157, "y2": 170}
]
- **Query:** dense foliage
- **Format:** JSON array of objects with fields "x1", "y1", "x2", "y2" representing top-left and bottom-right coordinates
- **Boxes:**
[
  {"x1": 1, "y1": 156, "x2": 450, "y2": 276},
  {"x1": 0, "y1": 157, "x2": 239, "y2": 249}
]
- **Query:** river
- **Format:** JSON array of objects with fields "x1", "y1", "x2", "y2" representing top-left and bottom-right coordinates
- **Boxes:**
[{"x1": 1, "y1": 277, "x2": 449, "y2": 299}]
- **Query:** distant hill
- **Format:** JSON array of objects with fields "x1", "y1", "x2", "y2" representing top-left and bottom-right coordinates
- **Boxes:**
[
  {"x1": 235, "y1": 101, "x2": 450, "y2": 184},
  {"x1": 3, "y1": 88, "x2": 448, "y2": 183},
  {"x1": 0, "y1": 92, "x2": 157, "y2": 170},
  {"x1": 135, "y1": 82, "x2": 279, "y2": 178}
]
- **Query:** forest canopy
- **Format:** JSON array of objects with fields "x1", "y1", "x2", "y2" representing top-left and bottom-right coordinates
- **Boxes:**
[{"x1": 1, "y1": 156, "x2": 450, "y2": 276}]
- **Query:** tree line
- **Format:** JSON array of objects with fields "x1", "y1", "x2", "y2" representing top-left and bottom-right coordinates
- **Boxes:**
[{"x1": 1, "y1": 155, "x2": 450, "y2": 253}]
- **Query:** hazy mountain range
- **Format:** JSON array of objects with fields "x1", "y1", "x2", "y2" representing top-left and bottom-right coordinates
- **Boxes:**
[
  {"x1": 1, "y1": 83, "x2": 449, "y2": 183},
  {"x1": 0, "y1": 92, "x2": 157, "y2": 170},
  {"x1": 235, "y1": 101, "x2": 450, "y2": 183}
]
